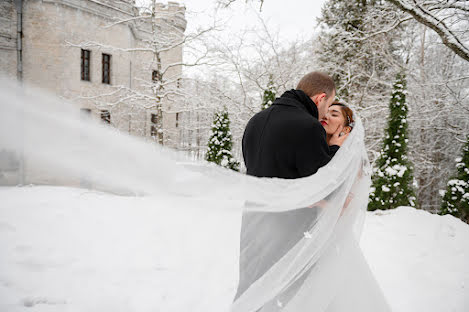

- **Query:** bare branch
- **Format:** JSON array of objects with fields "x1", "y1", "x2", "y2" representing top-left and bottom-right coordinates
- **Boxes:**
[{"x1": 386, "y1": 0, "x2": 469, "y2": 61}]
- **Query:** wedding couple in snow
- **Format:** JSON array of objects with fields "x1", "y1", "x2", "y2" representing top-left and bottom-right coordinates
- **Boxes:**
[
  {"x1": 233, "y1": 72, "x2": 390, "y2": 311},
  {"x1": 242, "y1": 71, "x2": 352, "y2": 179}
]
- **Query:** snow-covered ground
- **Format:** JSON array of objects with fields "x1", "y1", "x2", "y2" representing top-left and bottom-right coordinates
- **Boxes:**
[
  {"x1": 361, "y1": 207, "x2": 469, "y2": 312},
  {"x1": 1, "y1": 186, "x2": 468, "y2": 312}
]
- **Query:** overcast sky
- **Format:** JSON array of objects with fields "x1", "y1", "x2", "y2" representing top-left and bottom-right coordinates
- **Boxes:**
[{"x1": 181, "y1": 0, "x2": 327, "y2": 42}]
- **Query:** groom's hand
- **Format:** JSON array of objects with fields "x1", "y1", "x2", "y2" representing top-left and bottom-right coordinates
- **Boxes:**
[{"x1": 329, "y1": 125, "x2": 349, "y2": 147}]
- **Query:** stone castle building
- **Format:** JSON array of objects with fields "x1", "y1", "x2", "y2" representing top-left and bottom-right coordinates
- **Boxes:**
[
  {"x1": 0, "y1": 0, "x2": 186, "y2": 146},
  {"x1": 0, "y1": 0, "x2": 187, "y2": 185}
]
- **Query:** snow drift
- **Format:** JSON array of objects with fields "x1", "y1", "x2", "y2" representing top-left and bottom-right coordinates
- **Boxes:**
[{"x1": 0, "y1": 186, "x2": 468, "y2": 312}]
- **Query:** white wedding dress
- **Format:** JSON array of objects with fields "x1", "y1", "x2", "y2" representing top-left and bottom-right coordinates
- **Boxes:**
[{"x1": 0, "y1": 77, "x2": 391, "y2": 312}]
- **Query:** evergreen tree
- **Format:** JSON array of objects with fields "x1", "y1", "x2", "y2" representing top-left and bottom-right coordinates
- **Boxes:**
[
  {"x1": 261, "y1": 77, "x2": 276, "y2": 110},
  {"x1": 368, "y1": 73, "x2": 417, "y2": 211},
  {"x1": 205, "y1": 109, "x2": 240, "y2": 171},
  {"x1": 440, "y1": 136, "x2": 469, "y2": 223}
]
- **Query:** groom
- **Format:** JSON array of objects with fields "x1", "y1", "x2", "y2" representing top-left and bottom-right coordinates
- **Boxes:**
[{"x1": 242, "y1": 71, "x2": 347, "y2": 179}]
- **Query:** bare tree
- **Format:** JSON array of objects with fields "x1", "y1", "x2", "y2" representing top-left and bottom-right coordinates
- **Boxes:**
[
  {"x1": 404, "y1": 22, "x2": 469, "y2": 211},
  {"x1": 66, "y1": 0, "x2": 218, "y2": 146},
  {"x1": 386, "y1": 0, "x2": 469, "y2": 62},
  {"x1": 235, "y1": 0, "x2": 469, "y2": 61},
  {"x1": 178, "y1": 13, "x2": 320, "y2": 165}
]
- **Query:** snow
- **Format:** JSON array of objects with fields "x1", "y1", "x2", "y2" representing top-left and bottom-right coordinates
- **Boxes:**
[
  {"x1": 0, "y1": 186, "x2": 241, "y2": 312},
  {"x1": 384, "y1": 164, "x2": 408, "y2": 178},
  {"x1": 361, "y1": 207, "x2": 469, "y2": 312},
  {"x1": 1, "y1": 187, "x2": 468, "y2": 312}
]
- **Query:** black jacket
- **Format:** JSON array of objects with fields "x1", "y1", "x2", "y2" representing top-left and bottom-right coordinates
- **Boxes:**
[{"x1": 242, "y1": 89, "x2": 339, "y2": 179}]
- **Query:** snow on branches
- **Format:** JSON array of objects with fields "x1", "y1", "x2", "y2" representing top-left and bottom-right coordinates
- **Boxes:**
[
  {"x1": 386, "y1": 0, "x2": 469, "y2": 62},
  {"x1": 369, "y1": 73, "x2": 417, "y2": 211},
  {"x1": 261, "y1": 77, "x2": 276, "y2": 110},
  {"x1": 205, "y1": 109, "x2": 240, "y2": 171},
  {"x1": 440, "y1": 136, "x2": 469, "y2": 223}
]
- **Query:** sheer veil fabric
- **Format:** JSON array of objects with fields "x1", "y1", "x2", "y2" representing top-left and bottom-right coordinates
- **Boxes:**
[{"x1": 0, "y1": 78, "x2": 391, "y2": 312}]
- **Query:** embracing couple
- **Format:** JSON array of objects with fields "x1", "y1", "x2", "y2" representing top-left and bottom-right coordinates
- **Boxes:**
[
  {"x1": 242, "y1": 71, "x2": 354, "y2": 179},
  {"x1": 234, "y1": 72, "x2": 380, "y2": 312}
]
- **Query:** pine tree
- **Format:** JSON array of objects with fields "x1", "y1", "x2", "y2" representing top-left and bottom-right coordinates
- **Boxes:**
[
  {"x1": 261, "y1": 77, "x2": 276, "y2": 110},
  {"x1": 205, "y1": 109, "x2": 240, "y2": 171},
  {"x1": 440, "y1": 136, "x2": 469, "y2": 223},
  {"x1": 368, "y1": 73, "x2": 417, "y2": 211}
]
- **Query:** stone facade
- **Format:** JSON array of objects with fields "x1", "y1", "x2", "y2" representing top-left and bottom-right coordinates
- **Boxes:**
[
  {"x1": 0, "y1": 0, "x2": 186, "y2": 145},
  {"x1": 0, "y1": 0, "x2": 186, "y2": 185},
  {"x1": 0, "y1": 1, "x2": 18, "y2": 81}
]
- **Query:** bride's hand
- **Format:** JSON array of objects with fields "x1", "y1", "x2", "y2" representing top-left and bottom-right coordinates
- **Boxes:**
[{"x1": 329, "y1": 125, "x2": 349, "y2": 146}]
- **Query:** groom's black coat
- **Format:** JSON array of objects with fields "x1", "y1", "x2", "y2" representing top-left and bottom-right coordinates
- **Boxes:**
[
  {"x1": 242, "y1": 89, "x2": 339, "y2": 179},
  {"x1": 235, "y1": 89, "x2": 340, "y2": 301}
]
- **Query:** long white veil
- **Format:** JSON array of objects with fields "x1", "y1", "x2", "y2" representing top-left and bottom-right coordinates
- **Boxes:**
[{"x1": 0, "y1": 78, "x2": 390, "y2": 311}]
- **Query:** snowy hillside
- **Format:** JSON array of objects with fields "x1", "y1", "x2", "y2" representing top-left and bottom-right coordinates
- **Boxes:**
[{"x1": 1, "y1": 186, "x2": 468, "y2": 312}]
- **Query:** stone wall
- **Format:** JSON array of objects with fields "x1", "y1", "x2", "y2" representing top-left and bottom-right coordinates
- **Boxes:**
[
  {"x1": 0, "y1": 0, "x2": 18, "y2": 80},
  {"x1": 0, "y1": 0, "x2": 185, "y2": 143},
  {"x1": 0, "y1": 0, "x2": 186, "y2": 185}
]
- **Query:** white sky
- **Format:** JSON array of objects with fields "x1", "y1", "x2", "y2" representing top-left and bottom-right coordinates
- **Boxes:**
[{"x1": 180, "y1": 0, "x2": 327, "y2": 42}]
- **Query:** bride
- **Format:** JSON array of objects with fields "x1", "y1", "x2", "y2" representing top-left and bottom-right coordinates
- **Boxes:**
[{"x1": 0, "y1": 78, "x2": 390, "y2": 312}]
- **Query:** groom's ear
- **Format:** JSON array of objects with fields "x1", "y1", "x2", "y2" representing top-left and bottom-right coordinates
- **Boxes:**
[{"x1": 311, "y1": 93, "x2": 326, "y2": 106}]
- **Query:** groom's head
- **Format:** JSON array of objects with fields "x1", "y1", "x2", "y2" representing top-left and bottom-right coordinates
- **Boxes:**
[{"x1": 297, "y1": 72, "x2": 336, "y2": 120}]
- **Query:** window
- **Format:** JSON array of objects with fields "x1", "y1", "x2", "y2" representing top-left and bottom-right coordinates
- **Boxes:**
[
  {"x1": 151, "y1": 113, "x2": 158, "y2": 124},
  {"x1": 81, "y1": 50, "x2": 91, "y2": 81},
  {"x1": 150, "y1": 113, "x2": 158, "y2": 137},
  {"x1": 152, "y1": 70, "x2": 161, "y2": 82},
  {"x1": 151, "y1": 125, "x2": 158, "y2": 137},
  {"x1": 175, "y1": 112, "x2": 179, "y2": 128},
  {"x1": 102, "y1": 53, "x2": 111, "y2": 84},
  {"x1": 100, "y1": 110, "x2": 110, "y2": 124}
]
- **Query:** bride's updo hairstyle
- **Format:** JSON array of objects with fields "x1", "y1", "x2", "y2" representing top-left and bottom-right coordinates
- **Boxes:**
[{"x1": 331, "y1": 101, "x2": 355, "y2": 129}]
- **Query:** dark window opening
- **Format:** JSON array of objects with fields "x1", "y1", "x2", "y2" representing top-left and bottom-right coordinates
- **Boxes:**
[
  {"x1": 151, "y1": 125, "x2": 158, "y2": 137},
  {"x1": 150, "y1": 113, "x2": 158, "y2": 137},
  {"x1": 151, "y1": 113, "x2": 158, "y2": 124},
  {"x1": 175, "y1": 112, "x2": 179, "y2": 128},
  {"x1": 81, "y1": 50, "x2": 91, "y2": 81},
  {"x1": 102, "y1": 54, "x2": 111, "y2": 84},
  {"x1": 100, "y1": 110, "x2": 111, "y2": 124},
  {"x1": 152, "y1": 70, "x2": 161, "y2": 82}
]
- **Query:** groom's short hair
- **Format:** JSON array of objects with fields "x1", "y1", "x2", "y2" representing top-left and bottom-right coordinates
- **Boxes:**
[{"x1": 297, "y1": 72, "x2": 335, "y2": 99}]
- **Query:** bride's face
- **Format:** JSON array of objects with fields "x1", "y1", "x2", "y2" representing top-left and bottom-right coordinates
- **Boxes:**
[{"x1": 320, "y1": 106, "x2": 346, "y2": 135}]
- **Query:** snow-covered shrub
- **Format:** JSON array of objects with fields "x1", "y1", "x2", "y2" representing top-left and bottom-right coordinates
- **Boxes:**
[
  {"x1": 369, "y1": 73, "x2": 417, "y2": 211},
  {"x1": 440, "y1": 136, "x2": 469, "y2": 223},
  {"x1": 205, "y1": 109, "x2": 240, "y2": 171},
  {"x1": 261, "y1": 77, "x2": 276, "y2": 110}
]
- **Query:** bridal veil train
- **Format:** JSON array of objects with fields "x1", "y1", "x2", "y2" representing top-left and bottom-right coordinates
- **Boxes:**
[{"x1": 0, "y1": 78, "x2": 391, "y2": 311}]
